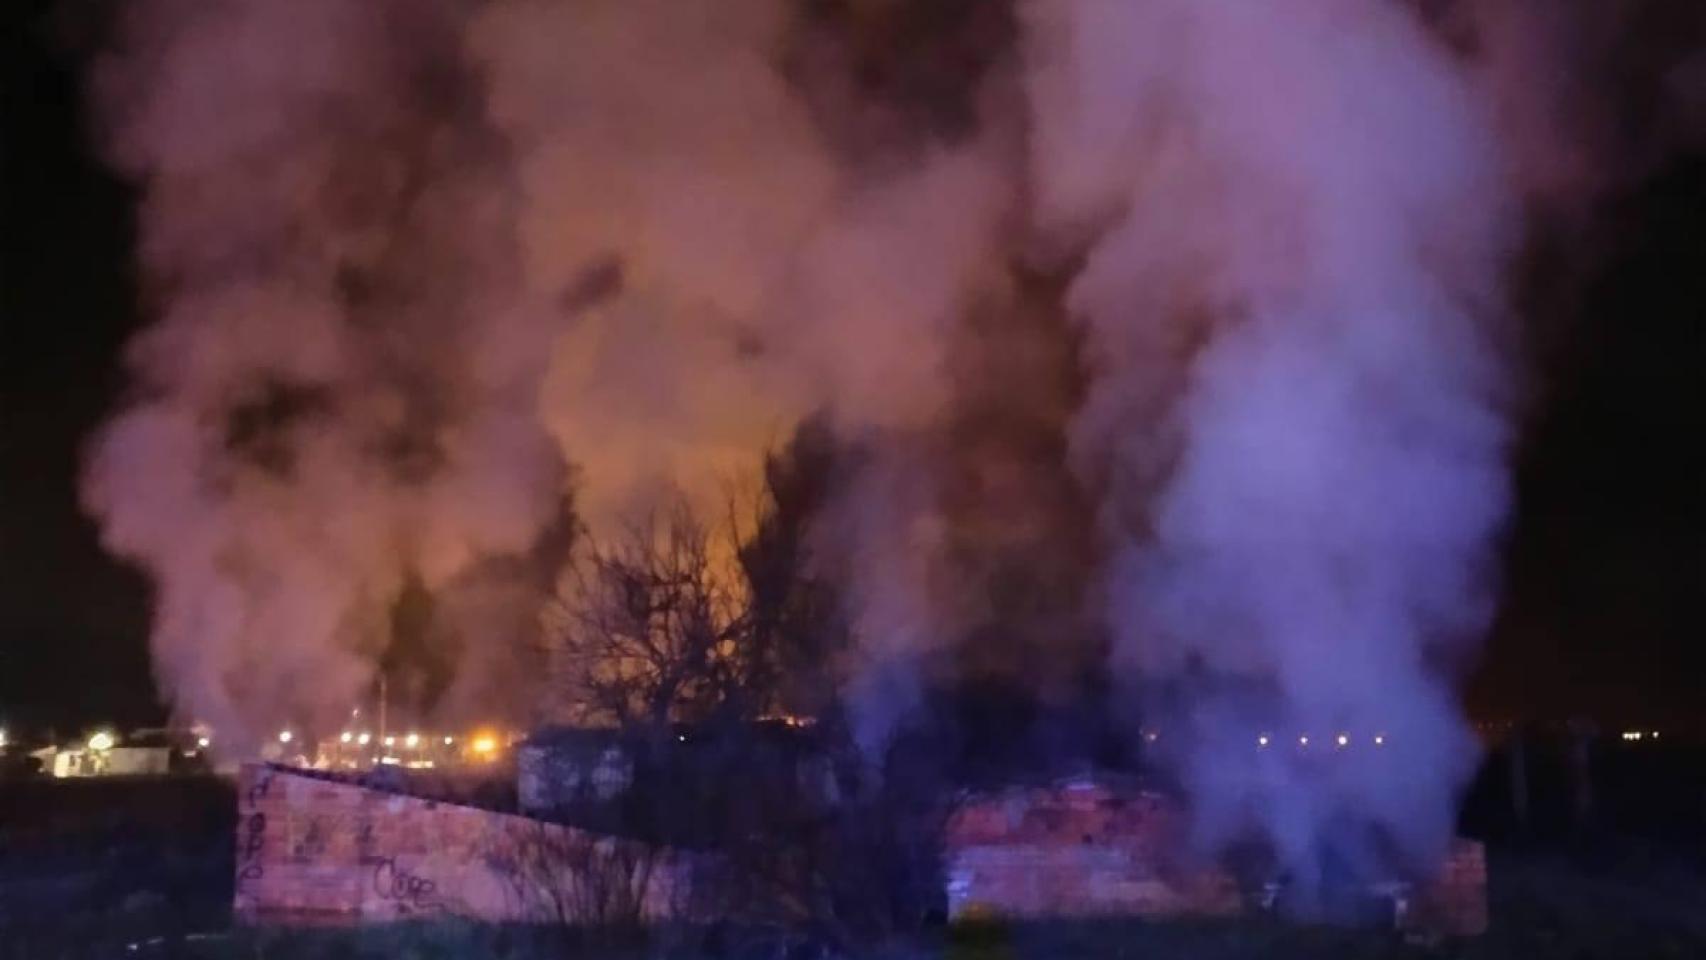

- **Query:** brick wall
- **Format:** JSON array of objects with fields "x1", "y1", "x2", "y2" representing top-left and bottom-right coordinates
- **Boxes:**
[
  {"x1": 233, "y1": 764, "x2": 690, "y2": 926},
  {"x1": 944, "y1": 779, "x2": 1242, "y2": 921},
  {"x1": 236, "y1": 764, "x2": 1485, "y2": 936},
  {"x1": 944, "y1": 778, "x2": 1487, "y2": 938},
  {"x1": 1401, "y1": 839, "x2": 1488, "y2": 938}
]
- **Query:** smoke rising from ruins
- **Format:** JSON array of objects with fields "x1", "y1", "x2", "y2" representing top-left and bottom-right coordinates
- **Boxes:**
[
  {"x1": 83, "y1": 0, "x2": 1600, "y2": 887},
  {"x1": 1026, "y1": 0, "x2": 1515, "y2": 888}
]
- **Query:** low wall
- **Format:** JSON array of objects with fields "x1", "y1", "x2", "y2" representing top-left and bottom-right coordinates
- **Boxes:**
[
  {"x1": 944, "y1": 778, "x2": 1488, "y2": 937},
  {"x1": 1402, "y1": 840, "x2": 1488, "y2": 938},
  {"x1": 945, "y1": 780, "x2": 1242, "y2": 921},
  {"x1": 233, "y1": 764, "x2": 689, "y2": 926}
]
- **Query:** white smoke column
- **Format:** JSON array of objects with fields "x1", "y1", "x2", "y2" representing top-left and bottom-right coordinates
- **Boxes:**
[{"x1": 1025, "y1": 0, "x2": 1515, "y2": 893}]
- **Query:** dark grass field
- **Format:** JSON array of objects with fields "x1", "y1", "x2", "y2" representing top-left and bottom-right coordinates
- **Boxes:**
[
  {"x1": 25, "y1": 873, "x2": 1706, "y2": 960},
  {"x1": 1, "y1": 738, "x2": 1703, "y2": 959},
  {"x1": 0, "y1": 774, "x2": 233, "y2": 959}
]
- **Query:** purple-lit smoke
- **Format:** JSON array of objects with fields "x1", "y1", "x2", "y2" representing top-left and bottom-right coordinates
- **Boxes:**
[
  {"x1": 84, "y1": 0, "x2": 1558, "y2": 891},
  {"x1": 1027, "y1": 0, "x2": 1514, "y2": 890}
]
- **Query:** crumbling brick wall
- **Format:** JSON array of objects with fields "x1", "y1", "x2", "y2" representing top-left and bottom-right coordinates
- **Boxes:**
[
  {"x1": 944, "y1": 778, "x2": 1488, "y2": 938},
  {"x1": 1402, "y1": 839, "x2": 1488, "y2": 938},
  {"x1": 233, "y1": 763, "x2": 689, "y2": 926},
  {"x1": 944, "y1": 779, "x2": 1242, "y2": 920}
]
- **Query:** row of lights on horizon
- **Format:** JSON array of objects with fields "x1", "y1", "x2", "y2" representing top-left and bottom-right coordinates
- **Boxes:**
[
  {"x1": 1262, "y1": 732, "x2": 1383, "y2": 748},
  {"x1": 1141, "y1": 731, "x2": 1388, "y2": 749},
  {"x1": 0, "y1": 727, "x2": 1387, "y2": 753},
  {"x1": 165, "y1": 727, "x2": 1686, "y2": 754},
  {"x1": 122, "y1": 726, "x2": 1679, "y2": 753},
  {"x1": 275, "y1": 728, "x2": 500, "y2": 755},
  {"x1": 46, "y1": 723, "x2": 497, "y2": 755},
  {"x1": 8, "y1": 724, "x2": 1673, "y2": 755},
  {"x1": 273, "y1": 703, "x2": 502, "y2": 757}
]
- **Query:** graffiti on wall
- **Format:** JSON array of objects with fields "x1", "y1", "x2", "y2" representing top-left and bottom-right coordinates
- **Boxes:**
[
  {"x1": 234, "y1": 764, "x2": 686, "y2": 925},
  {"x1": 371, "y1": 856, "x2": 458, "y2": 916},
  {"x1": 236, "y1": 767, "x2": 274, "y2": 886}
]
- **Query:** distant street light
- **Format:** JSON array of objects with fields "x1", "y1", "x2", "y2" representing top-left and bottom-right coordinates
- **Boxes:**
[
  {"x1": 278, "y1": 730, "x2": 293, "y2": 744},
  {"x1": 88, "y1": 731, "x2": 116, "y2": 752}
]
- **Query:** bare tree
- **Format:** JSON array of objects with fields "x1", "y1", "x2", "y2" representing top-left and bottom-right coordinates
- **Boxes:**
[
  {"x1": 537, "y1": 425, "x2": 959, "y2": 949},
  {"x1": 544, "y1": 421, "x2": 846, "y2": 730},
  {"x1": 547, "y1": 503, "x2": 749, "y2": 729}
]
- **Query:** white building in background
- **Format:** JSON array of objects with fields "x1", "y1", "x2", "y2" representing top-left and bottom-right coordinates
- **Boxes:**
[
  {"x1": 49, "y1": 743, "x2": 171, "y2": 777},
  {"x1": 45, "y1": 728, "x2": 178, "y2": 778},
  {"x1": 50, "y1": 747, "x2": 88, "y2": 777}
]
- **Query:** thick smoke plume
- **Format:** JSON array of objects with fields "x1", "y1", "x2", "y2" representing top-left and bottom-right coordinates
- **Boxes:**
[
  {"x1": 1024, "y1": 0, "x2": 1514, "y2": 892},
  {"x1": 83, "y1": 0, "x2": 573, "y2": 749},
  {"x1": 85, "y1": 0, "x2": 1575, "y2": 891},
  {"x1": 85, "y1": 0, "x2": 1009, "y2": 750}
]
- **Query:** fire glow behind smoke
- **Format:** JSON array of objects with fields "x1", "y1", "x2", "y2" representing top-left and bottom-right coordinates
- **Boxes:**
[
  {"x1": 83, "y1": 0, "x2": 1558, "y2": 893},
  {"x1": 84, "y1": 0, "x2": 1012, "y2": 752}
]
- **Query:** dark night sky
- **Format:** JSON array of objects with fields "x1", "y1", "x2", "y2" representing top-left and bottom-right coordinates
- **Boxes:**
[
  {"x1": 1471, "y1": 158, "x2": 1706, "y2": 731},
  {"x1": 3, "y1": 0, "x2": 156, "y2": 734},
  {"x1": 1, "y1": 2, "x2": 1701, "y2": 737}
]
